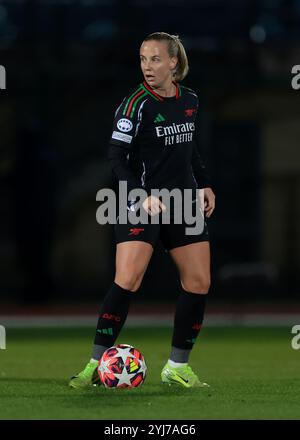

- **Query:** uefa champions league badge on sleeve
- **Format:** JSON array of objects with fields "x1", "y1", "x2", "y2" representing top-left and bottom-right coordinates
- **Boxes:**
[{"x1": 117, "y1": 118, "x2": 133, "y2": 133}]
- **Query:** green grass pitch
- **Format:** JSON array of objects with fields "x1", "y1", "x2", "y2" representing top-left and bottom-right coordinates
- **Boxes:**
[{"x1": 0, "y1": 326, "x2": 299, "y2": 420}]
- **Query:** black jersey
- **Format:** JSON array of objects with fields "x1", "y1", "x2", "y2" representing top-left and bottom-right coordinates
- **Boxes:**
[{"x1": 107, "y1": 81, "x2": 210, "y2": 198}]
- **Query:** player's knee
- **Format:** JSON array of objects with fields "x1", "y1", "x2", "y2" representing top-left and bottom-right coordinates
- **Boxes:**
[
  {"x1": 181, "y1": 275, "x2": 210, "y2": 295},
  {"x1": 115, "y1": 272, "x2": 143, "y2": 293}
]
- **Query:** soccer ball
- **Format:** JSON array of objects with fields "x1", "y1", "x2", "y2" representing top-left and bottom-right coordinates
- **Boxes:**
[{"x1": 98, "y1": 344, "x2": 147, "y2": 388}]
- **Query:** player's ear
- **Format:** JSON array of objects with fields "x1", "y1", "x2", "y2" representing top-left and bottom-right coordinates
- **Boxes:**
[
  {"x1": 170, "y1": 57, "x2": 177, "y2": 69},
  {"x1": 170, "y1": 57, "x2": 178, "y2": 74}
]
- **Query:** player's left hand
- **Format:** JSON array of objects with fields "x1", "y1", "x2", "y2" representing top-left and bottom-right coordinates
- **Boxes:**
[{"x1": 202, "y1": 187, "x2": 215, "y2": 218}]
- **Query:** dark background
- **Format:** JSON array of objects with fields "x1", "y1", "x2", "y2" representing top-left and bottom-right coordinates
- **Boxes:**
[{"x1": 1, "y1": 0, "x2": 300, "y2": 306}]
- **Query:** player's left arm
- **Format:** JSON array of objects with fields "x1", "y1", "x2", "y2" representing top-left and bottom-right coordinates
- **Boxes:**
[
  {"x1": 191, "y1": 141, "x2": 215, "y2": 218},
  {"x1": 203, "y1": 187, "x2": 215, "y2": 218},
  {"x1": 190, "y1": 92, "x2": 215, "y2": 218}
]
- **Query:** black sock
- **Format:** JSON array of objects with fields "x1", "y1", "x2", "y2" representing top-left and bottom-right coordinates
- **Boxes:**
[
  {"x1": 93, "y1": 281, "x2": 133, "y2": 351},
  {"x1": 171, "y1": 286, "x2": 207, "y2": 352}
]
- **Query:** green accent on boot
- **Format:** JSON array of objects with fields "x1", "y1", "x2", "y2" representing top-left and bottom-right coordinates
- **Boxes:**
[
  {"x1": 69, "y1": 361, "x2": 101, "y2": 389},
  {"x1": 161, "y1": 362, "x2": 210, "y2": 388}
]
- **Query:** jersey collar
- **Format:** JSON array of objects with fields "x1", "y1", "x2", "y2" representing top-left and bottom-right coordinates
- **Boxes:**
[{"x1": 142, "y1": 80, "x2": 181, "y2": 101}]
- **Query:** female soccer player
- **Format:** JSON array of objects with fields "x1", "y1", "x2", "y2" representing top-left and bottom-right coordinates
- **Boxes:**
[{"x1": 69, "y1": 32, "x2": 215, "y2": 388}]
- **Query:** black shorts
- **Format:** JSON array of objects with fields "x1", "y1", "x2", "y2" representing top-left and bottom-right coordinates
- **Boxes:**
[{"x1": 114, "y1": 201, "x2": 209, "y2": 251}]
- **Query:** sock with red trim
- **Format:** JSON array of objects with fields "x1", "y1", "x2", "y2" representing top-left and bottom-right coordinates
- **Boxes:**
[
  {"x1": 170, "y1": 286, "x2": 207, "y2": 362},
  {"x1": 92, "y1": 281, "x2": 133, "y2": 360}
]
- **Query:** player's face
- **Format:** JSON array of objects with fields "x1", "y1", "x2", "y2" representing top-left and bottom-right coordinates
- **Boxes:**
[{"x1": 140, "y1": 40, "x2": 178, "y2": 88}]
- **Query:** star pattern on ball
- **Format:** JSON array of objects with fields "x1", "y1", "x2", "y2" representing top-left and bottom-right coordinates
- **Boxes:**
[
  {"x1": 98, "y1": 357, "x2": 111, "y2": 375},
  {"x1": 114, "y1": 366, "x2": 137, "y2": 386},
  {"x1": 116, "y1": 346, "x2": 136, "y2": 364}
]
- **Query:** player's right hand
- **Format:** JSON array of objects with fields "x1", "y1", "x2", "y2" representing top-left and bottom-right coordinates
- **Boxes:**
[{"x1": 142, "y1": 195, "x2": 167, "y2": 216}]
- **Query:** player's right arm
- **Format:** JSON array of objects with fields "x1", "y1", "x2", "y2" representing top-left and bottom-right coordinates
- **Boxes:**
[
  {"x1": 107, "y1": 93, "x2": 145, "y2": 195},
  {"x1": 107, "y1": 92, "x2": 165, "y2": 215}
]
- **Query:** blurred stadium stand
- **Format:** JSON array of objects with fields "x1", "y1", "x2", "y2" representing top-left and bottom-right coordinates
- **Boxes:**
[{"x1": 0, "y1": 0, "x2": 300, "y2": 309}]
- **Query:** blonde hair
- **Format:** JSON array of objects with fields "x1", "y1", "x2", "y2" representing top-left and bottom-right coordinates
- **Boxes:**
[{"x1": 143, "y1": 32, "x2": 189, "y2": 82}]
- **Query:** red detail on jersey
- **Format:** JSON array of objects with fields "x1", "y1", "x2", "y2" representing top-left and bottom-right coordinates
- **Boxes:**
[
  {"x1": 192, "y1": 323, "x2": 202, "y2": 330},
  {"x1": 143, "y1": 80, "x2": 179, "y2": 101},
  {"x1": 143, "y1": 81, "x2": 164, "y2": 101},
  {"x1": 101, "y1": 313, "x2": 121, "y2": 322},
  {"x1": 185, "y1": 108, "x2": 197, "y2": 117},
  {"x1": 128, "y1": 228, "x2": 145, "y2": 236},
  {"x1": 125, "y1": 88, "x2": 145, "y2": 117},
  {"x1": 174, "y1": 81, "x2": 179, "y2": 98}
]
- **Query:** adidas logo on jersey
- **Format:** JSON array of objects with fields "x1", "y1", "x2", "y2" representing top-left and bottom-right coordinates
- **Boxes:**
[{"x1": 154, "y1": 113, "x2": 165, "y2": 123}]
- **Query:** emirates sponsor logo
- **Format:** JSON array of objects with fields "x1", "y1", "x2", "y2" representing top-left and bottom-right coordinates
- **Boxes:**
[
  {"x1": 155, "y1": 121, "x2": 195, "y2": 137},
  {"x1": 155, "y1": 122, "x2": 195, "y2": 146}
]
